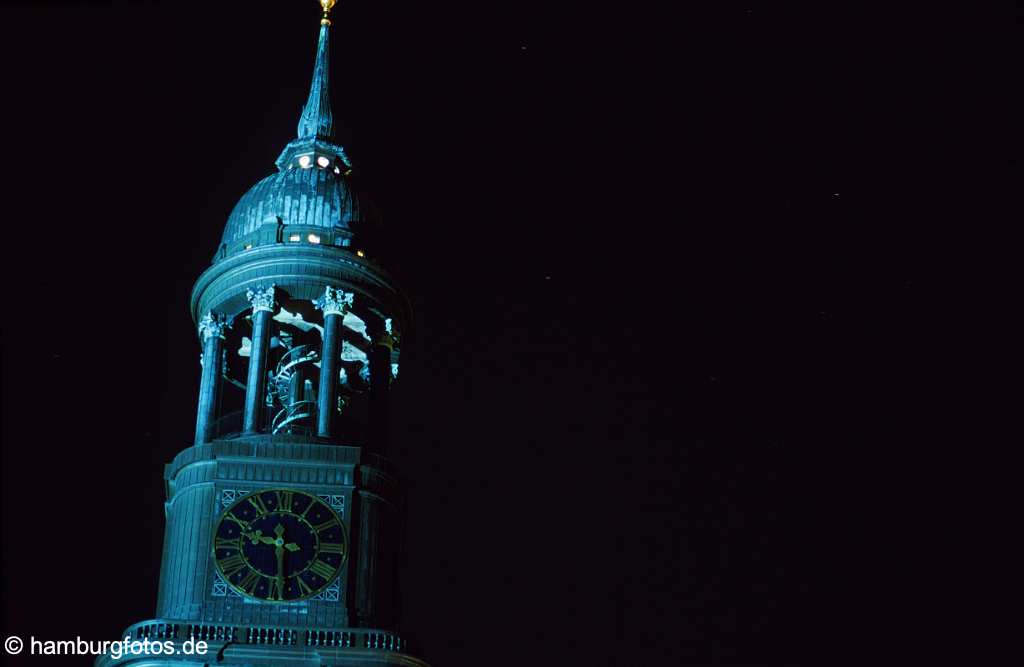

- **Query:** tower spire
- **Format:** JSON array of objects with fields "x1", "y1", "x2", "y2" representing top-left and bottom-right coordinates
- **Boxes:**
[{"x1": 297, "y1": 0, "x2": 338, "y2": 140}]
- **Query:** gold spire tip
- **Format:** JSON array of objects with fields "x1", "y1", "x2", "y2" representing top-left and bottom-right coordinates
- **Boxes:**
[{"x1": 320, "y1": 0, "x2": 336, "y2": 25}]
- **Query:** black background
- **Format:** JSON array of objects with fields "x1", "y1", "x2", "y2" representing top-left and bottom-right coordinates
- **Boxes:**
[{"x1": 1, "y1": 2, "x2": 1020, "y2": 665}]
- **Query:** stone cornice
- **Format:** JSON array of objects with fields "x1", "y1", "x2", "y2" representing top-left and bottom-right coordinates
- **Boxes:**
[
  {"x1": 190, "y1": 244, "x2": 412, "y2": 337},
  {"x1": 164, "y1": 436, "x2": 396, "y2": 487}
]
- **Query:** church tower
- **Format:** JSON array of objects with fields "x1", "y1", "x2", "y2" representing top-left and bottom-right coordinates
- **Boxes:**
[{"x1": 98, "y1": 2, "x2": 429, "y2": 665}]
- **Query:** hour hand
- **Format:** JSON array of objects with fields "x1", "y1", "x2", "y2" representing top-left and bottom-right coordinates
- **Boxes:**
[
  {"x1": 241, "y1": 528, "x2": 264, "y2": 544},
  {"x1": 261, "y1": 523, "x2": 287, "y2": 545},
  {"x1": 284, "y1": 542, "x2": 300, "y2": 552}
]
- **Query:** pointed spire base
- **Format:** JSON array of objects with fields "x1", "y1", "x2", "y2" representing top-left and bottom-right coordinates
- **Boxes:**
[
  {"x1": 274, "y1": 0, "x2": 352, "y2": 172},
  {"x1": 275, "y1": 137, "x2": 352, "y2": 172},
  {"x1": 297, "y1": 22, "x2": 335, "y2": 142}
]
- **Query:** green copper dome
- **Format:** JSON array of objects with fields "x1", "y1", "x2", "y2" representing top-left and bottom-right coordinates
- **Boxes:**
[
  {"x1": 215, "y1": 16, "x2": 372, "y2": 262},
  {"x1": 221, "y1": 162, "x2": 362, "y2": 248}
]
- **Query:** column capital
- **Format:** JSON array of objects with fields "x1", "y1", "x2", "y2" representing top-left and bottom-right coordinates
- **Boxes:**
[
  {"x1": 246, "y1": 284, "x2": 277, "y2": 313},
  {"x1": 371, "y1": 317, "x2": 401, "y2": 350},
  {"x1": 198, "y1": 312, "x2": 229, "y2": 341},
  {"x1": 315, "y1": 286, "x2": 354, "y2": 317}
]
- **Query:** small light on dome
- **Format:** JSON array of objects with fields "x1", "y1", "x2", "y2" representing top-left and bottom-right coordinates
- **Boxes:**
[
  {"x1": 356, "y1": 250, "x2": 365, "y2": 257},
  {"x1": 308, "y1": 233, "x2": 321, "y2": 244},
  {"x1": 317, "y1": 156, "x2": 330, "y2": 168},
  {"x1": 298, "y1": 155, "x2": 312, "y2": 168},
  {"x1": 244, "y1": 243, "x2": 253, "y2": 250},
  {"x1": 289, "y1": 234, "x2": 301, "y2": 242}
]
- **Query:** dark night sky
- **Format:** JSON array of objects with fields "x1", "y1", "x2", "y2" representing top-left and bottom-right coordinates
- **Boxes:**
[{"x1": 1, "y1": 2, "x2": 1020, "y2": 665}]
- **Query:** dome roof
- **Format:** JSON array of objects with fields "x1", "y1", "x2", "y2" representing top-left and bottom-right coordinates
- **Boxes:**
[
  {"x1": 212, "y1": 17, "x2": 380, "y2": 263},
  {"x1": 221, "y1": 162, "x2": 362, "y2": 248}
]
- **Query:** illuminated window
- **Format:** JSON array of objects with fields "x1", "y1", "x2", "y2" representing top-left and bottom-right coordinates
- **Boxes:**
[
  {"x1": 356, "y1": 250, "x2": 365, "y2": 257},
  {"x1": 243, "y1": 243, "x2": 253, "y2": 250},
  {"x1": 298, "y1": 155, "x2": 312, "y2": 168},
  {"x1": 289, "y1": 234, "x2": 301, "y2": 242},
  {"x1": 317, "y1": 156, "x2": 330, "y2": 168},
  {"x1": 308, "y1": 233, "x2": 321, "y2": 244},
  {"x1": 334, "y1": 166, "x2": 341, "y2": 174}
]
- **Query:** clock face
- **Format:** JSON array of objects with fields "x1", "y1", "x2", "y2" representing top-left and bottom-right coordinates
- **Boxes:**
[{"x1": 212, "y1": 489, "x2": 347, "y2": 602}]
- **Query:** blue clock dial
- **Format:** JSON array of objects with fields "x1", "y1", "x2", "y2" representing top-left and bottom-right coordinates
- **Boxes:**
[{"x1": 212, "y1": 489, "x2": 347, "y2": 602}]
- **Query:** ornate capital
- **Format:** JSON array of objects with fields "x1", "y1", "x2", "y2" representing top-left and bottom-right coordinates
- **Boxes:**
[
  {"x1": 315, "y1": 286, "x2": 354, "y2": 317},
  {"x1": 198, "y1": 312, "x2": 229, "y2": 341},
  {"x1": 246, "y1": 284, "x2": 276, "y2": 313},
  {"x1": 372, "y1": 317, "x2": 401, "y2": 350}
]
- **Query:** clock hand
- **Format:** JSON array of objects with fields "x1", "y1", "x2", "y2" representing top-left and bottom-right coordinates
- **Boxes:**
[
  {"x1": 285, "y1": 542, "x2": 300, "y2": 552},
  {"x1": 227, "y1": 514, "x2": 261, "y2": 543},
  {"x1": 271, "y1": 523, "x2": 288, "y2": 597},
  {"x1": 275, "y1": 542, "x2": 285, "y2": 589},
  {"x1": 241, "y1": 528, "x2": 264, "y2": 544},
  {"x1": 260, "y1": 523, "x2": 288, "y2": 545}
]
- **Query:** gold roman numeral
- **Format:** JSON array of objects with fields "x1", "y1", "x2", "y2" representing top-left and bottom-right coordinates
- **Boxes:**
[
  {"x1": 222, "y1": 511, "x2": 248, "y2": 528},
  {"x1": 318, "y1": 542, "x2": 345, "y2": 555},
  {"x1": 238, "y1": 570, "x2": 261, "y2": 595},
  {"x1": 309, "y1": 559, "x2": 336, "y2": 580},
  {"x1": 269, "y1": 577, "x2": 284, "y2": 601},
  {"x1": 275, "y1": 490, "x2": 293, "y2": 512},
  {"x1": 248, "y1": 494, "x2": 269, "y2": 516},
  {"x1": 313, "y1": 518, "x2": 339, "y2": 532},
  {"x1": 219, "y1": 554, "x2": 246, "y2": 577},
  {"x1": 295, "y1": 576, "x2": 314, "y2": 596},
  {"x1": 214, "y1": 537, "x2": 239, "y2": 552}
]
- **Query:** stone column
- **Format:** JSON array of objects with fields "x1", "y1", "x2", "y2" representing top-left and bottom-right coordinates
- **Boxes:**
[
  {"x1": 368, "y1": 318, "x2": 398, "y2": 453},
  {"x1": 194, "y1": 312, "x2": 228, "y2": 445},
  {"x1": 243, "y1": 284, "x2": 276, "y2": 434},
  {"x1": 315, "y1": 286, "x2": 354, "y2": 438}
]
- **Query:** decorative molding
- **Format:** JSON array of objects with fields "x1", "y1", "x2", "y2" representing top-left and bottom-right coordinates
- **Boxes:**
[
  {"x1": 318, "y1": 494, "x2": 345, "y2": 516},
  {"x1": 314, "y1": 286, "x2": 354, "y2": 317},
  {"x1": 210, "y1": 572, "x2": 234, "y2": 598},
  {"x1": 246, "y1": 284, "x2": 277, "y2": 313},
  {"x1": 198, "y1": 312, "x2": 229, "y2": 340},
  {"x1": 219, "y1": 489, "x2": 239, "y2": 508},
  {"x1": 211, "y1": 572, "x2": 342, "y2": 603},
  {"x1": 311, "y1": 577, "x2": 341, "y2": 602}
]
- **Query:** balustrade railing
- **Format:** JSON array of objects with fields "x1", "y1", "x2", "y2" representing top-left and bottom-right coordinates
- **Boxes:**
[{"x1": 119, "y1": 619, "x2": 404, "y2": 654}]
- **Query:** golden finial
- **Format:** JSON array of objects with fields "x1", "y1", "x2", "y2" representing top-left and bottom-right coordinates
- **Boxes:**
[{"x1": 320, "y1": 0, "x2": 337, "y2": 26}]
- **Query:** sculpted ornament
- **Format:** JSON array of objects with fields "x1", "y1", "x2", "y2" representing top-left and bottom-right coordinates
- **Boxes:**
[
  {"x1": 247, "y1": 284, "x2": 277, "y2": 313},
  {"x1": 199, "y1": 312, "x2": 229, "y2": 341},
  {"x1": 315, "y1": 286, "x2": 354, "y2": 317}
]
